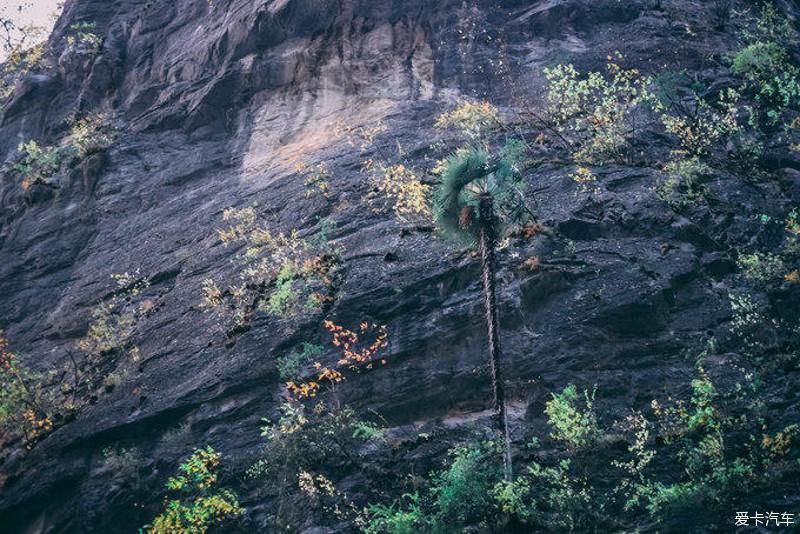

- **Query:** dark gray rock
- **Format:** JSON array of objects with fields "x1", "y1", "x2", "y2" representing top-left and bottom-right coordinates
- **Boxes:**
[{"x1": 0, "y1": 0, "x2": 798, "y2": 532}]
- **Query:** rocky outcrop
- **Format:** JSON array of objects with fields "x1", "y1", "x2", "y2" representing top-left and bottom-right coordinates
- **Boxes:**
[{"x1": 0, "y1": 0, "x2": 798, "y2": 532}]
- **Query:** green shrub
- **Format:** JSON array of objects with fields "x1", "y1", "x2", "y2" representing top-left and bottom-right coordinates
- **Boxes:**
[
  {"x1": 248, "y1": 403, "x2": 382, "y2": 480},
  {"x1": 430, "y1": 445, "x2": 499, "y2": 525},
  {"x1": 77, "y1": 271, "x2": 150, "y2": 357},
  {"x1": 15, "y1": 114, "x2": 113, "y2": 189},
  {"x1": 491, "y1": 453, "x2": 597, "y2": 532},
  {"x1": 737, "y1": 251, "x2": 786, "y2": 283},
  {"x1": 295, "y1": 162, "x2": 331, "y2": 200},
  {"x1": 732, "y1": 42, "x2": 789, "y2": 81},
  {"x1": 731, "y1": 5, "x2": 800, "y2": 124},
  {"x1": 263, "y1": 262, "x2": 302, "y2": 317},
  {"x1": 15, "y1": 140, "x2": 66, "y2": 189},
  {"x1": 614, "y1": 355, "x2": 800, "y2": 525},
  {"x1": 784, "y1": 209, "x2": 800, "y2": 258},
  {"x1": 658, "y1": 88, "x2": 741, "y2": 156},
  {"x1": 543, "y1": 53, "x2": 655, "y2": 163},
  {"x1": 66, "y1": 22, "x2": 102, "y2": 52},
  {"x1": 732, "y1": 42, "x2": 800, "y2": 124},
  {"x1": 0, "y1": 36, "x2": 46, "y2": 104},
  {"x1": 79, "y1": 302, "x2": 136, "y2": 355},
  {"x1": 1, "y1": 274, "x2": 151, "y2": 461},
  {"x1": 524, "y1": 459, "x2": 596, "y2": 532},
  {"x1": 492, "y1": 477, "x2": 531, "y2": 519},
  {"x1": 276, "y1": 342, "x2": 324, "y2": 382},
  {"x1": 351, "y1": 361, "x2": 799, "y2": 532},
  {"x1": 544, "y1": 384, "x2": 600, "y2": 449},
  {"x1": 143, "y1": 447, "x2": 244, "y2": 534},
  {"x1": 363, "y1": 494, "x2": 425, "y2": 534},
  {"x1": 655, "y1": 157, "x2": 709, "y2": 209},
  {"x1": 247, "y1": 402, "x2": 382, "y2": 530},
  {"x1": 67, "y1": 112, "x2": 113, "y2": 158},
  {"x1": 352, "y1": 420, "x2": 385, "y2": 441},
  {"x1": 201, "y1": 207, "x2": 341, "y2": 331},
  {"x1": 358, "y1": 442, "x2": 503, "y2": 533},
  {"x1": 0, "y1": 335, "x2": 55, "y2": 449},
  {"x1": 612, "y1": 412, "x2": 657, "y2": 512},
  {"x1": 307, "y1": 216, "x2": 339, "y2": 253}
]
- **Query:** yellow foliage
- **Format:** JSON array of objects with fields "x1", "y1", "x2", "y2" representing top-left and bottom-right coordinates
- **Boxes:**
[
  {"x1": 76, "y1": 302, "x2": 136, "y2": 355},
  {"x1": 77, "y1": 271, "x2": 149, "y2": 357},
  {"x1": 659, "y1": 89, "x2": 741, "y2": 156},
  {"x1": 207, "y1": 206, "x2": 339, "y2": 328},
  {"x1": 762, "y1": 425, "x2": 798, "y2": 458},
  {"x1": 367, "y1": 163, "x2": 431, "y2": 222},
  {"x1": 543, "y1": 53, "x2": 654, "y2": 163},
  {"x1": 334, "y1": 120, "x2": 387, "y2": 151},
  {"x1": 144, "y1": 447, "x2": 244, "y2": 533},
  {"x1": 434, "y1": 100, "x2": 500, "y2": 137},
  {"x1": 67, "y1": 112, "x2": 113, "y2": 158},
  {"x1": 199, "y1": 279, "x2": 223, "y2": 311},
  {"x1": 570, "y1": 167, "x2": 600, "y2": 195},
  {"x1": 217, "y1": 207, "x2": 257, "y2": 246},
  {"x1": 296, "y1": 162, "x2": 332, "y2": 199},
  {"x1": 1, "y1": 42, "x2": 46, "y2": 103},
  {"x1": 0, "y1": 334, "x2": 55, "y2": 449}
]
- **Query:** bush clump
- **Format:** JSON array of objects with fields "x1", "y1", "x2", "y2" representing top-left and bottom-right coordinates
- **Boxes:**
[
  {"x1": 544, "y1": 384, "x2": 601, "y2": 449},
  {"x1": 542, "y1": 53, "x2": 655, "y2": 163},
  {"x1": 731, "y1": 5, "x2": 800, "y2": 125},
  {"x1": 143, "y1": 447, "x2": 244, "y2": 533},
  {"x1": 200, "y1": 207, "x2": 342, "y2": 331}
]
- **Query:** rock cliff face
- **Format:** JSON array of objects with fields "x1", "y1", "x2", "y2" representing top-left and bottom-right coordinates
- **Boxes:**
[{"x1": 1, "y1": 0, "x2": 799, "y2": 532}]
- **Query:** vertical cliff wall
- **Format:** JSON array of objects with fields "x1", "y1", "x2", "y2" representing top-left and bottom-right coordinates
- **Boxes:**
[{"x1": 1, "y1": 0, "x2": 799, "y2": 531}]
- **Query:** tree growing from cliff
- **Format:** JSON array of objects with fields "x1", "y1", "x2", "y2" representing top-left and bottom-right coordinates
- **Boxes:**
[
  {"x1": 0, "y1": 334, "x2": 54, "y2": 451},
  {"x1": 0, "y1": 3, "x2": 53, "y2": 104},
  {"x1": 432, "y1": 143, "x2": 528, "y2": 481}
]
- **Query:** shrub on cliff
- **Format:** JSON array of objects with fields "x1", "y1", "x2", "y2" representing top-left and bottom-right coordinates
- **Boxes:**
[
  {"x1": 0, "y1": 3, "x2": 48, "y2": 106},
  {"x1": 143, "y1": 447, "x2": 244, "y2": 533},
  {"x1": 731, "y1": 5, "x2": 800, "y2": 125},
  {"x1": 0, "y1": 335, "x2": 54, "y2": 451},
  {"x1": 276, "y1": 342, "x2": 324, "y2": 382},
  {"x1": 365, "y1": 161, "x2": 431, "y2": 224},
  {"x1": 247, "y1": 402, "x2": 384, "y2": 530},
  {"x1": 542, "y1": 53, "x2": 656, "y2": 164},
  {"x1": 15, "y1": 113, "x2": 113, "y2": 189},
  {"x1": 200, "y1": 207, "x2": 342, "y2": 332},
  {"x1": 435, "y1": 100, "x2": 501, "y2": 140},
  {"x1": 544, "y1": 384, "x2": 600, "y2": 450},
  {"x1": 353, "y1": 360, "x2": 799, "y2": 532},
  {"x1": 15, "y1": 140, "x2": 66, "y2": 190}
]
